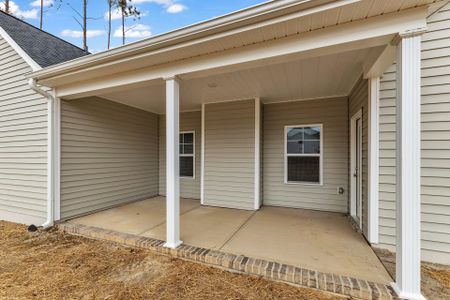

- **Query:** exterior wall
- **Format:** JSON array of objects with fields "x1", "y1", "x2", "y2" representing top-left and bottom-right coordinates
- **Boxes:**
[
  {"x1": 0, "y1": 35, "x2": 48, "y2": 225},
  {"x1": 204, "y1": 100, "x2": 255, "y2": 210},
  {"x1": 349, "y1": 78, "x2": 369, "y2": 237},
  {"x1": 60, "y1": 97, "x2": 159, "y2": 219},
  {"x1": 378, "y1": 3, "x2": 450, "y2": 264},
  {"x1": 159, "y1": 111, "x2": 201, "y2": 199},
  {"x1": 263, "y1": 97, "x2": 349, "y2": 212}
]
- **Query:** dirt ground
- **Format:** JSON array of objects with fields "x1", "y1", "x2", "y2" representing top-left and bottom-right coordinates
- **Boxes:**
[
  {"x1": 0, "y1": 221, "x2": 344, "y2": 300},
  {"x1": 373, "y1": 248, "x2": 450, "y2": 299}
]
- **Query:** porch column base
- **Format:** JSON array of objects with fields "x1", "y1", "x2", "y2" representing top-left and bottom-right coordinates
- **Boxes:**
[
  {"x1": 391, "y1": 283, "x2": 426, "y2": 300},
  {"x1": 163, "y1": 240, "x2": 183, "y2": 249}
]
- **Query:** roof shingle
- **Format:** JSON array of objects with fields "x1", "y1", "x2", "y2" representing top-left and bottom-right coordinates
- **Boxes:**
[{"x1": 0, "y1": 11, "x2": 89, "y2": 68}]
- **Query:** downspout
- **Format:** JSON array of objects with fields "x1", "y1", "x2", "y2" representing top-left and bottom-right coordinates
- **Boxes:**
[{"x1": 28, "y1": 78, "x2": 55, "y2": 228}]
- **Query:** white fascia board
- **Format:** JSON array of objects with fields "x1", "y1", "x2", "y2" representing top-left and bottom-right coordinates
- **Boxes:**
[
  {"x1": 55, "y1": 6, "x2": 427, "y2": 99},
  {"x1": 0, "y1": 27, "x2": 41, "y2": 71},
  {"x1": 29, "y1": 0, "x2": 358, "y2": 82}
]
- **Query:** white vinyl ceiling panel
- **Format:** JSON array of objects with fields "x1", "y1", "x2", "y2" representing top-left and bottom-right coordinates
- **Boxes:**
[{"x1": 100, "y1": 47, "x2": 376, "y2": 113}]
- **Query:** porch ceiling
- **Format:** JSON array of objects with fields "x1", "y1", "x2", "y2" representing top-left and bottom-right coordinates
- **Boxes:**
[{"x1": 99, "y1": 47, "x2": 377, "y2": 113}]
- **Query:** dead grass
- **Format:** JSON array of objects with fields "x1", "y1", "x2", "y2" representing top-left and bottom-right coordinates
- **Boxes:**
[
  {"x1": 373, "y1": 247, "x2": 450, "y2": 299},
  {"x1": 0, "y1": 221, "x2": 344, "y2": 300}
]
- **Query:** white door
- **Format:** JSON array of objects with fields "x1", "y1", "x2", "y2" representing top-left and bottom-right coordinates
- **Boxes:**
[{"x1": 350, "y1": 110, "x2": 363, "y2": 227}]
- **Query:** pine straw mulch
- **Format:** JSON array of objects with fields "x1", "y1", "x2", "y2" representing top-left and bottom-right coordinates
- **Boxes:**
[
  {"x1": 0, "y1": 221, "x2": 344, "y2": 300},
  {"x1": 373, "y1": 247, "x2": 450, "y2": 299}
]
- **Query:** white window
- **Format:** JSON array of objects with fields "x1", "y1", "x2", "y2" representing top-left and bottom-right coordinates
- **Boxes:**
[
  {"x1": 180, "y1": 131, "x2": 195, "y2": 178},
  {"x1": 285, "y1": 124, "x2": 322, "y2": 184}
]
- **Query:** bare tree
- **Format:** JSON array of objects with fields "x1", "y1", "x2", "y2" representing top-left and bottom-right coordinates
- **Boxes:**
[
  {"x1": 120, "y1": 0, "x2": 125, "y2": 45},
  {"x1": 83, "y1": 0, "x2": 87, "y2": 51},
  {"x1": 39, "y1": 0, "x2": 43, "y2": 28},
  {"x1": 117, "y1": 0, "x2": 140, "y2": 45},
  {"x1": 67, "y1": 0, "x2": 93, "y2": 52},
  {"x1": 107, "y1": 0, "x2": 114, "y2": 49},
  {"x1": 4, "y1": 0, "x2": 10, "y2": 13},
  {"x1": 39, "y1": 0, "x2": 63, "y2": 29}
]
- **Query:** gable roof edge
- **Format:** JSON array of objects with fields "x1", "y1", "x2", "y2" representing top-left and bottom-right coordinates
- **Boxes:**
[{"x1": 0, "y1": 25, "x2": 41, "y2": 71}]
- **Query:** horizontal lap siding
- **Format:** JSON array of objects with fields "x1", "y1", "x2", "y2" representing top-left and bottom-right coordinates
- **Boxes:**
[
  {"x1": 204, "y1": 100, "x2": 255, "y2": 210},
  {"x1": 378, "y1": 4, "x2": 450, "y2": 264},
  {"x1": 0, "y1": 35, "x2": 47, "y2": 225},
  {"x1": 159, "y1": 112, "x2": 201, "y2": 199},
  {"x1": 60, "y1": 97, "x2": 158, "y2": 219},
  {"x1": 349, "y1": 78, "x2": 369, "y2": 237},
  {"x1": 263, "y1": 98, "x2": 349, "y2": 212}
]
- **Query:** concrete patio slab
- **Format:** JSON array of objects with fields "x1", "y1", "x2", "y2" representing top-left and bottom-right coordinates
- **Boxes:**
[
  {"x1": 69, "y1": 197, "x2": 200, "y2": 235},
  {"x1": 141, "y1": 206, "x2": 254, "y2": 250},
  {"x1": 69, "y1": 197, "x2": 392, "y2": 285},
  {"x1": 220, "y1": 206, "x2": 392, "y2": 284}
]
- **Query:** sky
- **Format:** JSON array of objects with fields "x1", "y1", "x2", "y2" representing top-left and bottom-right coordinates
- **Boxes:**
[{"x1": 1, "y1": 0, "x2": 267, "y2": 52}]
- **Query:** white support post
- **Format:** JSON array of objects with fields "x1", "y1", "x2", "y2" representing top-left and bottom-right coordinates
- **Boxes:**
[
  {"x1": 164, "y1": 76, "x2": 182, "y2": 249},
  {"x1": 368, "y1": 77, "x2": 379, "y2": 244},
  {"x1": 254, "y1": 98, "x2": 261, "y2": 210},
  {"x1": 200, "y1": 103, "x2": 205, "y2": 205},
  {"x1": 392, "y1": 30, "x2": 425, "y2": 300}
]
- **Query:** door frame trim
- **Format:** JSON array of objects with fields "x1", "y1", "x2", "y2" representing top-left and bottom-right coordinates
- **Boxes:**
[{"x1": 350, "y1": 109, "x2": 363, "y2": 228}]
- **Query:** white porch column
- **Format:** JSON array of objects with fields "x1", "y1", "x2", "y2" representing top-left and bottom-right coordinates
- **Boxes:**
[
  {"x1": 392, "y1": 31, "x2": 425, "y2": 300},
  {"x1": 368, "y1": 77, "x2": 379, "y2": 244},
  {"x1": 164, "y1": 76, "x2": 182, "y2": 249}
]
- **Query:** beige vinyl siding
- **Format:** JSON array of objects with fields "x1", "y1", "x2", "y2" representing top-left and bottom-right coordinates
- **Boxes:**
[
  {"x1": 60, "y1": 97, "x2": 159, "y2": 219},
  {"x1": 378, "y1": 3, "x2": 450, "y2": 264},
  {"x1": 378, "y1": 63, "x2": 396, "y2": 252},
  {"x1": 159, "y1": 111, "x2": 201, "y2": 199},
  {"x1": 349, "y1": 78, "x2": 369, "y2": 237},
  {"x1": 204, "y1": 100, "x2": 255, "y2": 210},
  {"x1": 0, "y1": 35, "x2": 48, "y2": 225},
  {"x1": 263, "y1": 98, "x2": 348, "y2": 212}
]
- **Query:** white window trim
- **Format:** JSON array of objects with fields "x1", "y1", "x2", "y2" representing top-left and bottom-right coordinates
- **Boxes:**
[
  {"x1": 284, "y1": 124, "x2": 323, "y2": 186},
  {"x1": 180, "y1": 130, "x2": 195, "y2": 179}
]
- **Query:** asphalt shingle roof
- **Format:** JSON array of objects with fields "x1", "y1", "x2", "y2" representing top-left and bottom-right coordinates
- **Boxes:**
[{"x1": 0, "y1": 11, "x2": 89, "y2": 68}]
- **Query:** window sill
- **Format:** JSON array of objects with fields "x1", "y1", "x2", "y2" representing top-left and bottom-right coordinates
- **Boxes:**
[{"x1": 284, "y1": 181, "x2": 323, "y2": 186}]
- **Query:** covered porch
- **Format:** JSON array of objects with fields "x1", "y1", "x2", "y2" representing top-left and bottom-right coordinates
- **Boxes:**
[
  {"x1": 68, "y1": 196, "x2": 392, "y2": 285},
  {"x1": 30, "y1": 1, "x2": 434, "y2": 299}
]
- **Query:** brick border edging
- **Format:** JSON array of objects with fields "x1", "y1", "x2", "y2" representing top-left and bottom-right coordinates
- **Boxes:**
[{"x1": 58, "y1": 223, "x2": 397, "y2": 300}]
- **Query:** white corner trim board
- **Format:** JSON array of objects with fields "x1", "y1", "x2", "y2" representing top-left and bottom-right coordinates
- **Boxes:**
[
  {"x1": 368, "y1": 77, "x2": 380, "y2": 244},
  {"x1": 391, "y1": 31, "x2": 425, "y2": 300},
  {"x1": 0, "y1": 27, "x2": 41, "y2": 71}
]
